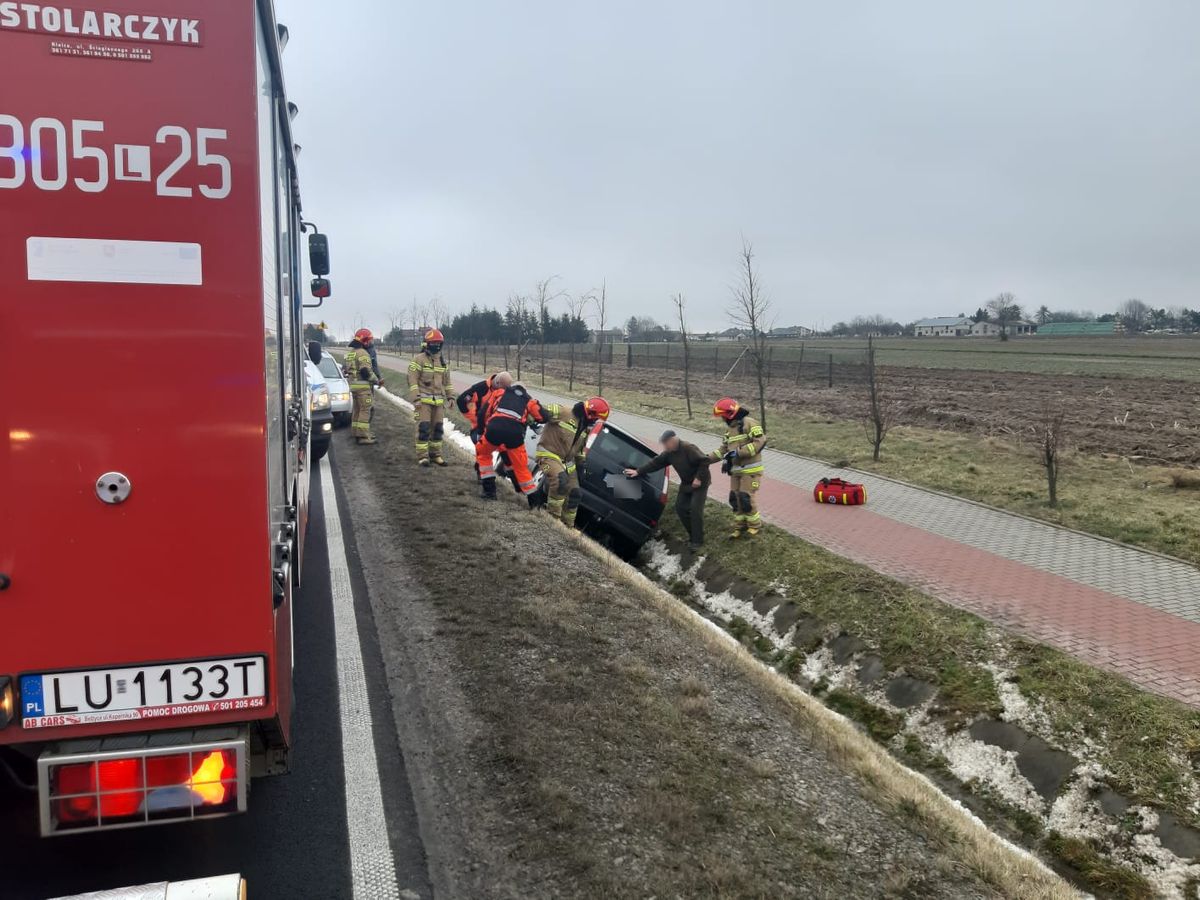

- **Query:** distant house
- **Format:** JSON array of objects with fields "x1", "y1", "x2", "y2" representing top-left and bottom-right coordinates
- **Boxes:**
[
  {"x1": 1036, "y1": 321, "x2": 1122, "y2": 336},
  {"x1": 768, "y1": 325, "x2": 815, "y2": 340},
  {"x1": 914, "y1": 317, "x2": 972, "y2": 337},
  {"x1": 969, "y1": 319, "x2": 1037, "y2": 337},
  {"x1": 715, "y1": 327, "x2": 747, "y2": 342}
]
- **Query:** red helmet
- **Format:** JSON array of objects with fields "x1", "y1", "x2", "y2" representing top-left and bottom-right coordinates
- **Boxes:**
[
  {"x1": 423, "y1": 328, "x2": 445, "y2": 344},
  {"x1": 713, "y1": 397, "x2": 740, "y2": 421},
  {"x1": 583, "y1": 396, "x2": 611, "y2": 421},
  {"x1": 354, "y1": 328, "x2": 373, "y2": 344}
]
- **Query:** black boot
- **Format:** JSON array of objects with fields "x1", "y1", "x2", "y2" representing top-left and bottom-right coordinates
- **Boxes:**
[{"x1": 480, "y1": 477, "x2": 498, "y2": 501}]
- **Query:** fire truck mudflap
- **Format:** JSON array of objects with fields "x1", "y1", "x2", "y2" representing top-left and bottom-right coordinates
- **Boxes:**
[{"x1": 2, "y1": 0, "x2": 315, "y2": 833}]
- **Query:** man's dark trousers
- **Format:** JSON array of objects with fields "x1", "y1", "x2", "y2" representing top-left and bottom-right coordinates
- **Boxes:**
[{"x1": 676, "y1": 484, "x2": 707, "y2": 546}]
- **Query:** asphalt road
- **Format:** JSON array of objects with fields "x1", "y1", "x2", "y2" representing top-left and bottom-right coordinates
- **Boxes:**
[{"x1": 0, "y1": 452, "x2": 430, "y2": 900}]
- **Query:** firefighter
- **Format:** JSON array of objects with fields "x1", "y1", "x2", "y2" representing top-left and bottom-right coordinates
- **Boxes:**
[
  {"x1": 476, "y1": 372, "x2": 546, "y2": 504},
  {"x1": 343, "y1": 328, "x2": 383, "y2": 444},
  {"x1": 536, "y1": 396, "x2": 610, "y2": 527},
  {"x1": 707, "y1": 397, "x2": 766, "y2": 537},
  {"x1": 456, "y1": 372, "x2": 499, "y2": 444},
  {"x1": 407, "y1": 328, "x2": 454, "y2": 466}
]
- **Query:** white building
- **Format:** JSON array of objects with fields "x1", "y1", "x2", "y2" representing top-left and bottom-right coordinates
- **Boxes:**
[
  {"x1": 969, "y1": 319, "x2": 1037, "y2": 337},
  {"x1": 913, "y1": 316, "x2": 972, "y2": 337}
]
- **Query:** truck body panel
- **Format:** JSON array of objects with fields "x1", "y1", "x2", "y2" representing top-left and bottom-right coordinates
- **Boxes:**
[{"x1": 1, "y1": 1, "x2": 304, "y2": 765}]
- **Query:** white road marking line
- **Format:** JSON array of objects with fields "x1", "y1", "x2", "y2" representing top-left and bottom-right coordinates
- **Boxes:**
[{"x1": 320, "y1": 461, "x2": 401, "y2": 900}]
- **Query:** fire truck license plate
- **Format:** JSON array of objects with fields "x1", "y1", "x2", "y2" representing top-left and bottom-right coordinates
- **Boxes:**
[{"x1": 19, "y1": 657, "x2": 267, "y2": 729}]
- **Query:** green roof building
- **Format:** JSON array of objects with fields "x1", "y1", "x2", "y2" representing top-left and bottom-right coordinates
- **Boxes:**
[{"x1": 1036, "y1": 322, "x2": 1121, "y2": 336}]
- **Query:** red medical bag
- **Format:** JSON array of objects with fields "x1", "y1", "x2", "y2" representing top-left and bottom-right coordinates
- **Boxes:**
[{"x1": 813, "y1": 478, "x2": 866, "y2": 505}]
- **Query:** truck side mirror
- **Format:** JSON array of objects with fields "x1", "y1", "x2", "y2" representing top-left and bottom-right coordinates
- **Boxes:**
[
  {"x1": 307, "y1": 341, "x2": 322, "y2": 366},
  {"x1": 310, "y1": 277, "x2": 331, "y2": 299},
  {"x1": 308, "y1": 233, "x2": 330, "y2": 276}
]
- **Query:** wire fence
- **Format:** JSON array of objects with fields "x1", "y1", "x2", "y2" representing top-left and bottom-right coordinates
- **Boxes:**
[{"x1": 396, "y1": 341, "x2": 872, "y2": 389}]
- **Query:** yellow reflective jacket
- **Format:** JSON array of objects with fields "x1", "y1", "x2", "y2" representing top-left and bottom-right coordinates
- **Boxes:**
[
  {"x1": 536, "y1": 404, "x2": 588, "y2": 473},
  {"x1": 407, "y1": 350, "x2": 452, "y2": 405},
  {"x1": 708, "y1": 414, "x2": 766, "y2": 475},
  {"x1": 343, "y1": 347, "x2": 378, "y2": 389}
]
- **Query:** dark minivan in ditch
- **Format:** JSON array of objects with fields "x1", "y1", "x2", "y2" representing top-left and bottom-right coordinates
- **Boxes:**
[
  {"x1": 569, "y1": 420, "x2": 669, "y2": 559},
  {"x1": 507, "y1": 416, "x2": 668, "y2": 558}
]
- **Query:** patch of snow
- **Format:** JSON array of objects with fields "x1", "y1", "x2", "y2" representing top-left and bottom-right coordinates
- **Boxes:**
[
  {"x1": 986, "y1": 663, "x2": 1052, "y2": 735},
  {"x1": 1047, "y1": 764, "x2": 1112, "y2": 843},
  {"x1": 646, "y1": 540, "x2": 782, "y2": 642},
  {"x1": 645, "y1": 539, "x2": 685, "y2": 581},
  {"x1": 908, "y1": 712, "x2": 1046, "y2": 816},
  {"x1": 801, "y1": 646, "x2": 829, "y2": 684},
  {"x1": 1055, "y1": 793, "x2": 1200, "y2": 900},
  {"x1": 1128, "y1": 831, "x2": 1200, "y2": 900}
]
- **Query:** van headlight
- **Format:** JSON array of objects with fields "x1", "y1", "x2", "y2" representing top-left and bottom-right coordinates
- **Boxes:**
[{"x1": 311, "y1": 388, "x2": 331, "y2": 411}]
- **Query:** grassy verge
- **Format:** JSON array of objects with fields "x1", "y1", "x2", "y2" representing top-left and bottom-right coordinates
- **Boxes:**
[
  {"x1": 654, "y1": 500, "x2": 1200, "y2": 834},
  {"x1": 451, "y1": 360, "x2": 1200, "y2": 565}
]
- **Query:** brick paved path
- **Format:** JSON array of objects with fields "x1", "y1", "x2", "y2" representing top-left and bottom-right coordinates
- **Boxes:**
[{"x1": 430, "y1": 362, "x2": 1200, "y2": 707}]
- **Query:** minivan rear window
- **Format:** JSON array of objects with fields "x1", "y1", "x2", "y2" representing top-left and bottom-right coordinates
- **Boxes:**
[{"x1": 591, "y1": 427, "x2": 656, "y2": 470}]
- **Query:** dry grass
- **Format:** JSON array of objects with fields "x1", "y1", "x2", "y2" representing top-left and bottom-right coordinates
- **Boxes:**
[
  {"x1": 561, "y1": 528, "x2": 1080, "y2": 900},
  {"x1": 1170, "y1": 469, "x2": 1200, "y2": 491}
]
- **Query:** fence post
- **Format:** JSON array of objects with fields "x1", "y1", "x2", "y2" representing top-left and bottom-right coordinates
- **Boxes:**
[
  {"x1": 627, "y1": 343, "x2": 633, "y2": 368},
  {"x1": 483, "y1": 345, "x2": 487, "y2": 371},
  {"x1": 714, "y1": 345, "x2": 720, "y2": 375},
  {"x1": 828, "y1": 353, "x2": 834, "y2": 388},
  {"x1": 664, "y1": 343, "x2": 671, "y2": 370},
  {"x1": 765, "y1": 346, "x2": 772, "y2": 384},
  {"x1": 794, "y1": 342, "x2": 805, "y2": 385},
  {"x1": 470, "y1": 344, "x2": 475, "y2": 368}
]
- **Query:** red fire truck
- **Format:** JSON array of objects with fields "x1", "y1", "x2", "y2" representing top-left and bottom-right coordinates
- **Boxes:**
[{"x1": 1, "y1": 0, "x2": 330, "y2": 834}]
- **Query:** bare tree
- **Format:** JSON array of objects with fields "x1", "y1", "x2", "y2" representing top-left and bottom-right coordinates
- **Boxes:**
[
  {"x1": 863, "y1": 336, "x2": 899, "y2": 461},
  {"x1": 506, "y1": 292, "x2": 534, "y2": 381},
  {"x1": 985, "y1": 292, "x2": 1022, "y2": 341},
  {"x1": 728, "y1": 239, "x2": 774, "y2": 428},
  {"x1": 584, "y1": 280, "x2": 608, "y2": 395},
  {"x1": 1118, "y1": 298, "x2": 1150, "y2": 333},
  {"x1": 672, "y1": 292, "x2": 693, "y2": 417},
  {"x1": 533, "y1": 275, "x2": 566, "y2": 386},
  {"x1": 386, "y1": 307, "x2": 404, "y2": 343},
  {"x1": 426, "y1": 296, "x2": 448, "y2": 330},
  {"x1": 409, "y1": 296, "x2": 429, "y2": 353},
  {"x1": 1035, "y1": 400, "x2": 1068, "y2": 507},
  {"x1": 564, "y1": 291, "x2": 589, "y2": 392}
]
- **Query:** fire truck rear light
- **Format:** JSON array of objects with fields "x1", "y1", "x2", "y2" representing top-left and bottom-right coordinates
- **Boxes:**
[
  {"x1": 38, "y1": 730, "x2": 247, "y2": 835},
  {"x1": 0, "y1": 676, "x2": 13, "y2": 728}
]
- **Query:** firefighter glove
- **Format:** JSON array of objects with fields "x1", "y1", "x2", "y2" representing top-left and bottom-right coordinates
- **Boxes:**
[{"x1": 720, "y1": 459, "x2": 732, "y2": 475}]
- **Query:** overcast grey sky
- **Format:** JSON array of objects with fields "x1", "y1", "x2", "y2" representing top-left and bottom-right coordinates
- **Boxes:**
[{"x1": 278, "y1": 0, "x2": 1200, "y2": 337}]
